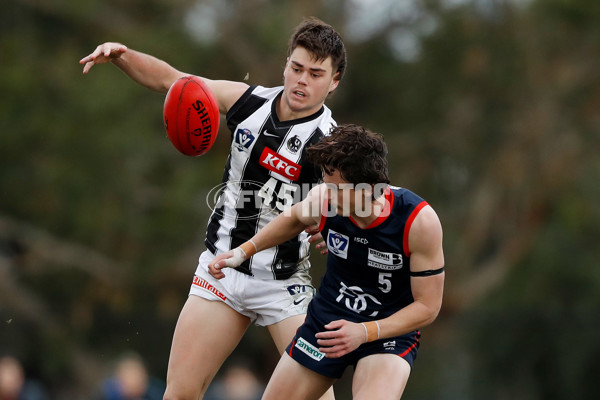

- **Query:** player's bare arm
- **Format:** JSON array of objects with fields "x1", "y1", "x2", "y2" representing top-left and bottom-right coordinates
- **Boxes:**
[
  {"x1": 80, "y1": 43, "x2": 249, "y2": 114},
  {"x1": 208, "y1": 184, "x2": 325, "y2": 278},
  {"x1": 80, "y1": 42, "x2": 185, "y2": 92},
  {"x1": 200, "y1": 79, "x2": 249, "y2": 114},
  {"x1": 376, "y1": 205, "x2": 445, "y2": 337}
]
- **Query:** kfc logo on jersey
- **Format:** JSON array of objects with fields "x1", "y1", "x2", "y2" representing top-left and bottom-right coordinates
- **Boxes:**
[
  {"x1": 234, "y1": 128, "x2": 255, "y2": 152},
  {"x1": 327, "y1": 230, "x2": 349, "y2": 259},
  {"x1": 259, "y1": 147, "x2": 301, "y2": 181}
]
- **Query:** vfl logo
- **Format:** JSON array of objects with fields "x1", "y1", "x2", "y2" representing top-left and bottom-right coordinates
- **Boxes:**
[
  {"x1": 327, "y1": 230, "x2": 349, "y2": 259},
  {"x1": 286, "y1": 284, "x2": 313, "y2": 295},
  {"x1": 287, "y1": 284, "x2": 314, "y2": 306},
  {"x1": 234, "y1": 128, "x2": 255, "y2": 152},
  {"x1": 259, "y1": 147, "x2": 301, "y2": 181},
  {"x1": 287, "y1": 135, "x2": 302, "y2": 154},
  {"x1": 295, "y1": 337, "x2": 325, "y2": 361}
]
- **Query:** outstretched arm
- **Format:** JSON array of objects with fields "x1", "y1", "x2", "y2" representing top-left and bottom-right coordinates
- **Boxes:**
[
  {"x1": 79, "y1": 42, "x2": 248, "y2": 113},
  {"x1": 80, "y1": 42, "x2": 184, "y2": 92},
  {"x1": 208, "y1": 185, "x2": 325, "y2": 278}
]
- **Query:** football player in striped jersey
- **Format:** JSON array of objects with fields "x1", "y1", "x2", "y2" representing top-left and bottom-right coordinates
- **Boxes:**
[{"x1": 81, "y1": 17, "x2": 346, "y2": 400}]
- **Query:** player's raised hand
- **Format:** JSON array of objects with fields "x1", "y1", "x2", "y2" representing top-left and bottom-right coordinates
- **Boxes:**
[
  {"x1": 80, "y1": 42, "x2": 128, "y2": 74},
  {"x1": 315, "y1": 319, "x2": 366, "y2": 358},
  {"x1": 305, "y1": 224, "x2": 328, "y2": 255}
]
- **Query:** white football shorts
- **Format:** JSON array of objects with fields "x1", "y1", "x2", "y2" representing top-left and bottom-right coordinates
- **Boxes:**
[{"x1": 188, "y1": 250, "x2": 316, "y2": 326}]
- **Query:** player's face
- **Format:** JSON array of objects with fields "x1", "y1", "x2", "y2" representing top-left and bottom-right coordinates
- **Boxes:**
[
  {"x1": 322, "y1": 169, "x2": 372, "y2": 217},
  {"x1": 280, "y1": 46, "x2": 339, "y2": 120}
]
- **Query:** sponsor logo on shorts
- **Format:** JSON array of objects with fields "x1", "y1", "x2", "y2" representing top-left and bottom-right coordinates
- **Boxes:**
[
  {"x1": 192, "y1": 276, "x2": 227, "y2": 301},
  {"x1": 367, "y1": 248, "x2": 403, "y2": 270},
  {"x1": 286, "y1": 284, "x2": 313, "y2": 295},
  {"x1": 383, "y1": 340, "x2": 396, "y2": 350},
  {"x1": 287, "y1": 284, "x2": 313, "y2": 306},
  {"x1": 327, "y1": 230, "x2": 349, "y2": 259},
  {"x1": 295, "y1": 337, "x2": 325, "y2": 361},
  {"x1": 293, "y1": 297, "x2": 307, "y2": 305}
]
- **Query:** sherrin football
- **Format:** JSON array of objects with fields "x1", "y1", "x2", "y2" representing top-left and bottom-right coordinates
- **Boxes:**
[{"x1": 163, "y1": 76, "x2": 220, "y2": 156}]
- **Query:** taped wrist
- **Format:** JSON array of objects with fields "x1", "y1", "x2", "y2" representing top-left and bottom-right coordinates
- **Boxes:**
[
  {"x1": 361, "y1": 321, "x2": 380, "y2": 343},
  {"x1": 223, "y1": 240, "x2": 257, "y2": 268},
  {"x1": 223, "y1": 247, "x2": 247, "y2": 268},
  {"x1": 240, "y1": 239, "x2": 258, "y2": 259}
]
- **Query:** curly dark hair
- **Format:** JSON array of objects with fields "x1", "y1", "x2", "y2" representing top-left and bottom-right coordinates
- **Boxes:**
[
  {"x1": 288, "y1": 17, "x2": 347, "y2": 82},
  {"x1": 306, "y1": 124, "x2": 390, "y2": 185}
]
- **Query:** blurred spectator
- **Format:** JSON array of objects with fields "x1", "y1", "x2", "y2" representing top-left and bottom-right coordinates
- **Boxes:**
[
  {"x1": 0, "y1": 356, "x2": 48, "y2": 400},
  {"x1": 96, "y1": 352, "x2": 164, "y2": 400},
  {"x1": 204, "y1": 360, "x2": 264, "y2": 400}
]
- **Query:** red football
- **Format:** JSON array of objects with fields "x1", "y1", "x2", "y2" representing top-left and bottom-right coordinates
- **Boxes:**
[{"x1": 163, "y1": 76, "x2": 220, "y2": 156}]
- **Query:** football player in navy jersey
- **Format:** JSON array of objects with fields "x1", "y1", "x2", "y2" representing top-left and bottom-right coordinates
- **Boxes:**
[
  {"x1": 80, "y1": 18, "x2": 346, "y2": 400},
  {"x1": 209, "y1": 124, "x2": 445, "y2": 400}
]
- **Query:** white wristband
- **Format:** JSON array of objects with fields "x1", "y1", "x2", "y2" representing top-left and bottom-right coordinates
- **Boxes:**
[{"x1": 360, "y1": 323, "x2": 369, "y2": 342}]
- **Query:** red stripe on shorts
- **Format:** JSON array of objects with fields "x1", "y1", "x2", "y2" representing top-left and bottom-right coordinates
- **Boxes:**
[{"x1": 398, "y1": 332, "x2": 421, "y2": 357}]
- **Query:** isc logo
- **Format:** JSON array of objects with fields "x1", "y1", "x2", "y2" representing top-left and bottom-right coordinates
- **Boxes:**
[{"x1": 259, "y1": 147, "x2": 301, "y2": 181}]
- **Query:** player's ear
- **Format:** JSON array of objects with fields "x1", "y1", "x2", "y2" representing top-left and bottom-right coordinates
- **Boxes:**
[
  {"x1": 328, "y1": 73, "x2": 340, "y2": 93},
  {"x1": 283, "y1": 57, "x2": 290, "y2": 78}
]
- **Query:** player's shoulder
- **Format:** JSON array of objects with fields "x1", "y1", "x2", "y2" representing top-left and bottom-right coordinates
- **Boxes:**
[
  {"x1": 388, "y1": 186, "x2": 426, "y2": 206},
  {"x1": 197, "y1": 79, "x2": 248, "y2": 114},
  {"x1": 248, "y1": 85, "x2": 284, "y2": 99}
]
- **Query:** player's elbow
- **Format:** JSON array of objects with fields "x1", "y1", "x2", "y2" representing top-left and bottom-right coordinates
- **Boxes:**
[
  {"x1": 418, "y1": 298, "x2": 443, "y2": 327},
  {"x1": 424, "y1": 304, "x2": 442, "y2": 326}
]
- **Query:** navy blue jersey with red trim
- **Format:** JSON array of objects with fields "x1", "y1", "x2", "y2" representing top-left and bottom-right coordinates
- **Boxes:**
[{"x1": 310, "y1": 186, "x2": 428, "y2": 325}]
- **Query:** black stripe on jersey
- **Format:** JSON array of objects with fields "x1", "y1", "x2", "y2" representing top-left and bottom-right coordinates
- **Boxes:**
[
  {"x1": 204, "y1": 153, "x2": 233, "y2": 254},
  {"x1": 272, "y1": 126, "x2": 324, "y2": 276},
  {"x1": 206, "y1": 85, "x2": 267, "y2": 254},
  {"x1": 230, "y1": 120, "x2": 293, "y2": 276}
]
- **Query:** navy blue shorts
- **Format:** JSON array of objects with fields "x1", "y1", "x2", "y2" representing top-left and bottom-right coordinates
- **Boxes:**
[{"x1": 285, "y1": 312, "x2": 421, "y2": 379}]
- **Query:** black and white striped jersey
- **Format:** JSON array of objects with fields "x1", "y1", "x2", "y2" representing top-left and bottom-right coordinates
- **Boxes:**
[{"x1": 205, "y1": 85, "x2": 335, "y2": 280}]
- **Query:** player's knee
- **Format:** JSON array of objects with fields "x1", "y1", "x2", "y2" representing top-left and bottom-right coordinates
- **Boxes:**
[{"x1": 163, "y1": 381, "x2": 209, "y2": 400}]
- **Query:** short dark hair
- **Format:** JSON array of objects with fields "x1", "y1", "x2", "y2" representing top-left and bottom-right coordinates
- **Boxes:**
[
  {"x1": 307, "y1": 124, "x2": 390, "y2": 185},
  {"x1": 288, "y1": 17, "x2": 347, "y2": 82}
]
